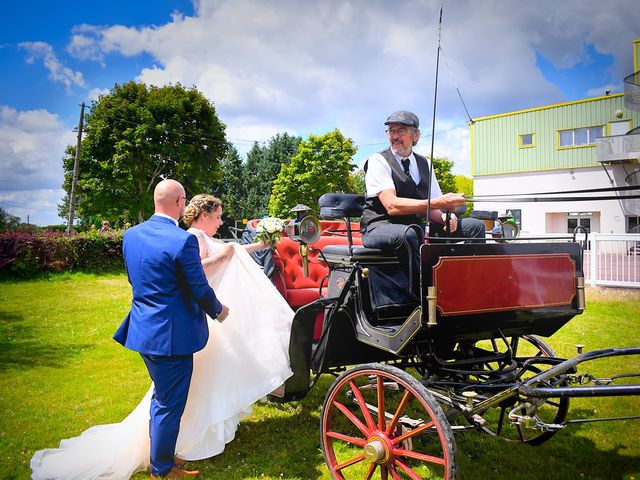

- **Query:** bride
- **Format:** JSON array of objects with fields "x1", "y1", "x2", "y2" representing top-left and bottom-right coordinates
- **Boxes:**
[{"x1": 30, "y1": 194, "x2": 294, "y2": 479}]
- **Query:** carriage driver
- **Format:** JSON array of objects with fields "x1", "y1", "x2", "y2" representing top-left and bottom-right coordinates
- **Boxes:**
[{"x1": 360, "y1": 110, "x2": 485, "y2": 295}]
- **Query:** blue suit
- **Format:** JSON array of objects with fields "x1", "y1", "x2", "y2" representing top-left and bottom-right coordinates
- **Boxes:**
[{"x1": 114, "y1": 215, "x2": 222, "y2": 476}]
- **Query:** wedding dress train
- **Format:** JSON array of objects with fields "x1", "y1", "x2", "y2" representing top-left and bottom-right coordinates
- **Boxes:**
[{"x1": 31, "y1": 233, "x2": 294, "y2": 479}]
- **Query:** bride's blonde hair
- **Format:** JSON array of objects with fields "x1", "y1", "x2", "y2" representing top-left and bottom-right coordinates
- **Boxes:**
[{"x1": 182, "y1": 194, "x2": 223, "y2": 227}]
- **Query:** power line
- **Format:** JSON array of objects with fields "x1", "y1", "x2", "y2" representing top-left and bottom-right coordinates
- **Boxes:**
[{"x1": 78, "y1": 112, "x2": 468, "y2": 151}]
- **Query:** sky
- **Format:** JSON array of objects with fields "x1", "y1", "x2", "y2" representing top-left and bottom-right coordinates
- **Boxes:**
[{"x1": 1, "y1": 0, "x2": 639, "y2": 226}]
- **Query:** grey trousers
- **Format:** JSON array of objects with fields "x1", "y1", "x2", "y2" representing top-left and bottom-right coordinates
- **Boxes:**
[{"x1": 362, "y1": 218, "x2": 486, "y2": 293}]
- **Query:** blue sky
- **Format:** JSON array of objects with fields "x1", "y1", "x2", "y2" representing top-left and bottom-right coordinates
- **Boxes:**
[{"x1": 1, "y1": 0, "x2": 638, "y2": 225}]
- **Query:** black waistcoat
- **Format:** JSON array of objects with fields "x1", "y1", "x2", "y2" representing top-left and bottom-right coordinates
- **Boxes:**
[{"x1": 360, "y1": 148, "x2": 432, "y2": 233}]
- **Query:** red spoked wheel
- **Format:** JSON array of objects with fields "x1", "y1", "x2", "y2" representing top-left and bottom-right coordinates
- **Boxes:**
[{"x1": 321, "y1": 363, "x2": 456, "y2": 480}]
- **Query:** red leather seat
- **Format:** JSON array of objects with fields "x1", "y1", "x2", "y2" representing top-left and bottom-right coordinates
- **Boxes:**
[{"x1": 271, "y1": 221, "x2": 362, "y2": 340}]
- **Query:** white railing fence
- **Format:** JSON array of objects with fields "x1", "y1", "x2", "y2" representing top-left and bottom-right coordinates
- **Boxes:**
[
  {"x1": 586, "y1": 233, "x2": 640, "y2": 288},
  {"x1": 507, "y1": 232, "x2": 640, "y2": 288}
]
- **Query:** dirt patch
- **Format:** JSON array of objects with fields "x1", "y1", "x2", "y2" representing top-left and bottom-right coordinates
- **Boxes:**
[{"x1": 585, "y1": 286, "x2": 640, "y2": 301}]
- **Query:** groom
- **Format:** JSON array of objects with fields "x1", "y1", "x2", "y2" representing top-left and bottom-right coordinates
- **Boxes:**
[{"x1": 114, "y1": 179, "x2": 228, "y2": 479}]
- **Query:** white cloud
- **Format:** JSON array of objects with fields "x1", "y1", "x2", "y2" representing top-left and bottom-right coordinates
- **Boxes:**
[
  {"x1": 19, "y1": 41, "x2": 86, "y2": 92},
  {"x1": 64, "y1": 0, "x2": 638, "y2": 179},
  {"x1": 67, "y1": 24, "x2": 106, "y2": 65},
  {"x1": 87, "y1": 87, "x2": 111, "y2": 102},
  {"x1": 0, "y1": 106, "x2": 74, "y2": 225}
]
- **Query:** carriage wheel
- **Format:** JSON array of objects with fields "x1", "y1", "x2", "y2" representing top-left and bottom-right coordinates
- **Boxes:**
[
  {"x1": 479, "y1": 334, "x2": 569, "y2": 445},
  {"x1": 321, "y1": 363, "x2": 456, "y2": 479}
]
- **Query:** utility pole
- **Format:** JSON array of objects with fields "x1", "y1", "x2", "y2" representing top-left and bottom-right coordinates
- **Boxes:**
[{"x1": 67, "y1": 102, "x2": 85, "y2": 234}]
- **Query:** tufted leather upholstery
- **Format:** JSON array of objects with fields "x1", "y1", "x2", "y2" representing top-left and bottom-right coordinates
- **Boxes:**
[{"x1": 271, "y1": 220, "x2": 362, "y2": 340}]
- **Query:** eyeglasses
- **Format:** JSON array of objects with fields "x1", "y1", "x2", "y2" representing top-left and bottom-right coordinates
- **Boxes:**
[
  {"x1": 386, "y1": 127, "x2": 410, "y2": 136},
  {"x1": 177, "y1": 195, "x2": 188, "y2": 203}
]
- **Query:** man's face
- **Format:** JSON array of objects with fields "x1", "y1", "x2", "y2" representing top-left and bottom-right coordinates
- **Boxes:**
[{"x1": 386, "y1": 123, "x2": 419, "y2": 157}]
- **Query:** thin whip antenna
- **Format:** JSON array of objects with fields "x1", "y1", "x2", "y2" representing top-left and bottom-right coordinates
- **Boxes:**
[
  {"x1": 440, "y1": 47, "x2": 474, "y2": 125},
  {"x1": 426, "y1": 0, "x2": 444, "y2": 238}
]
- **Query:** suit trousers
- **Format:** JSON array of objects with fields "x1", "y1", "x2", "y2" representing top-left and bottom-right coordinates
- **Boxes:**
[{"x1": 141, "y1": 353, "x2": 194, "y2": 476}]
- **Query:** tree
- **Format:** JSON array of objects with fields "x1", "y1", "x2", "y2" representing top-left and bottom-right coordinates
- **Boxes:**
[
  {"x1": 241, "y1": 133, "x2": 301, "y2": 219},
  {"x1": 0, "y1": 207, "x2": 21, "y2": 231},
  {"x1": 454, "y1": 174, "x2": 474, "y2": 218},
  {"x1": 348, "y1": 167, "x2": 366, "y2": 195},
  {"x1": 61, "y1": 81, "x2": 227, "y2": 225},
  {"x1": 269, "y1": 129, "x2": 357, "y2": 218},
  {"x1": 431, "y1": 157, "x2": 456, "y2": 194},
  {"x1": 214, "y1": 144, "x2": 245, "y2": 236}
]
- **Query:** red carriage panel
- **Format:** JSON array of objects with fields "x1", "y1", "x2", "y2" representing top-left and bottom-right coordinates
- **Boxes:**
[{"x1": 432, "y1": 253, "x2": 576, "y2": 316}]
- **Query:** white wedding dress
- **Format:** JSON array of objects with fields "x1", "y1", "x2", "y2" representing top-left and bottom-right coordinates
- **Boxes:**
[{"x1": 30, "y1": 230, "x2": 294, "y2": 479}]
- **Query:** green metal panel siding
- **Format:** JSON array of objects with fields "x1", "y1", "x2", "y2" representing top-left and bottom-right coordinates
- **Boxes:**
[{"x1": 472, "y1": 96, "x2": 640, "y2": 176}]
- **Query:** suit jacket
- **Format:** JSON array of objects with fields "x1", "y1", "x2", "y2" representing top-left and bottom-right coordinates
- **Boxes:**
[{"x1": 114, "y1": 215, "x2": 222, "y2": 356}]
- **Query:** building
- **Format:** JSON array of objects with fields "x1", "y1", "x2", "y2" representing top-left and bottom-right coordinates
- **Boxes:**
[{"x1": 471, "y1": 38, "x2": 640, "y2": 235}]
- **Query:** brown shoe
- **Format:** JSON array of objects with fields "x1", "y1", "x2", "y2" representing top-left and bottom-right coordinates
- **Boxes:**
[
  {"x1": 149, "y1": 465, "x2": 200, "y2": 479},
  {"x1": 174, "y1": 456, "x2": 187, "y2": 466}
]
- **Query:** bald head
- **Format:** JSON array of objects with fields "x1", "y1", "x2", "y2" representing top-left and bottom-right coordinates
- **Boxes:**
[{"x1": 154, "y1": 179, "x2": 186, "y2": 220}]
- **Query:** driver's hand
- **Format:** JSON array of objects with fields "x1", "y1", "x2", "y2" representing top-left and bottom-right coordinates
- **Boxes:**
[
  {"x1": 441, "y1": 192, "x2": 466, "y2": 209},
  {"x1": 442, "y1": 213, "x2": 458, "y2": 233}
]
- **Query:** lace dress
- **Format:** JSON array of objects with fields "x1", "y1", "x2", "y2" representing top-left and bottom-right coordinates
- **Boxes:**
[{"x1": 30, "y1": 230, "x2": 294, "y2": 479}]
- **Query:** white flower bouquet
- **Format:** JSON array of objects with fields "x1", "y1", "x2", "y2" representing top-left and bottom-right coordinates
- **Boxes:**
[{"x1": 254, "y1": 216, "x2": 286, "y2": 245}]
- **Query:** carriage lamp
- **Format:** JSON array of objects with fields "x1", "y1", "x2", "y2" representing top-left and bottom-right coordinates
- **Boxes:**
[{"x1": 287, "y1": 204, "x2": 321, "y2": 277}]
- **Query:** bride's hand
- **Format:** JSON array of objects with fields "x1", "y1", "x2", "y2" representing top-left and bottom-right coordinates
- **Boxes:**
[{"x1": 216, "y1": 304, "x2": 229, "y2": 322}]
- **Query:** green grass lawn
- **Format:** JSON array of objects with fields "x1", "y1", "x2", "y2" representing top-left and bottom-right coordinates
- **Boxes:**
[{"x1": 0, "y1": 274, "x2": 639, "y2": 479}]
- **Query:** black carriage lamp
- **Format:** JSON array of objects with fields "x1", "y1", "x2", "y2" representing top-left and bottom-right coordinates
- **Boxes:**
[{"x1": 286, "y1": 204, "x2": 321, "y2": 277}]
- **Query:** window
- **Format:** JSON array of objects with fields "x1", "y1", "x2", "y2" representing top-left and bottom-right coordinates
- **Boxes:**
[
  {"x1": 558, "y1": 125, "x2": 604, "y2": 148},
  {"x1": 518, "y1": 133, "x2": 534, "y2": 148},
  {"x1": 567, "y1": 212, "x2": 591, "y2": 233}
]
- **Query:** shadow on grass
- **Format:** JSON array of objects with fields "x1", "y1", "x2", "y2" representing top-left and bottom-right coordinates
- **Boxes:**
[
  {"x1": 184, "y1": 405, "x2": 639, "y2": 480},
  {"x1": 125, "y1": 402, "x2": 326, "y2": 480},
  {"x1": 456, "y1": 406, "x2": 640, "y2": 480},
  {"x1": 0, "y1": 309, "x2": 94, "y2": 371}
]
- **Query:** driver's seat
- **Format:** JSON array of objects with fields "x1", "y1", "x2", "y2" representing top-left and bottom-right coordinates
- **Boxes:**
[{"x1": 318, "y1": 193, "x2": 418, "y2": 325}]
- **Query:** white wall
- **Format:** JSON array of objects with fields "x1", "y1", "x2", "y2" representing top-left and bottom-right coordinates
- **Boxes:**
[{"x1": 473, "y1": 166, "x2": 630, "y2": 234}]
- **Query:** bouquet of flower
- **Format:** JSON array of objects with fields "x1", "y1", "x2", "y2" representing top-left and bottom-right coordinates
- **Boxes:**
[{"x1": 254, "y1": 216, "x2": 286, "y2": 246}]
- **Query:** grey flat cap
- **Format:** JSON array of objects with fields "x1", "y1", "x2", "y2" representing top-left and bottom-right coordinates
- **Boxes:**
[{"x1": 384, "y1": 110, "x2": 419, "y2": 128}]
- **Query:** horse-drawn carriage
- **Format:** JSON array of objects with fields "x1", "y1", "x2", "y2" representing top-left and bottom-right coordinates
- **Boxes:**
[{"x1": 249, "y1": 193, "x2": 640, "y2": 480}]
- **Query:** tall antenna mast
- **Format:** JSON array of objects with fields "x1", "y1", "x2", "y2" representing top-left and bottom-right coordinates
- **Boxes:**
[{"x1": 425, "y1": 0, "x2": 444, "y2": 239}]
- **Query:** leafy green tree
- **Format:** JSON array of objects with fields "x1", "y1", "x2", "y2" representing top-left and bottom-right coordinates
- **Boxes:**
[
  {"x1": 0, "y1": 207, "x2": 21, "y2": 231},
  {"x1": 241, "y1": 142, "x2": 264, "y2": 218},
  {"x1": 214, "y1": 144, "x2": 245, "y2": 235},
  {"x1": 348, "y1": 167, "x2": 366, "y2": 195},
  {"x1": 454, "y1": 174, "x2": 474, "y2": 218},
  {"x1": 241, "y1": 133, "x2": 301, "y2": 219},
  {"x1": 61, "y1": 81, "x2": 227, "y2": 224},
  {"x1": 431, "y1": 157, "x2": 456, "y2": 194},
  {"x1": 269, "y1": 129, "x2": 357, "y2": 218}
]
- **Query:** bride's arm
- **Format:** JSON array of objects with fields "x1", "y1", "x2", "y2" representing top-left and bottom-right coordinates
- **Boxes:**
[
  {"x1": 194, "y1": 234, "x2": 235, "y2": 276},
  {"x1": 243, "y1": 240, "x2": 270, "y2": 254},
  {"x1": 201, "y1": 243, "x2": 234, "y2": 276}
]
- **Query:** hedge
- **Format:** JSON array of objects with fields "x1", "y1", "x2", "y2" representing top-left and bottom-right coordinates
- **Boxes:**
[{"x1": 0, "y1": 230, "x2": 125, "y2": 280}]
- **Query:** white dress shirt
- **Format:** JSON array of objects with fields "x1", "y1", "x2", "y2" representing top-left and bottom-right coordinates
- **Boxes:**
[
  {"x1": 154, "y1": 212, "x2": 179, "y2": 226},
  {"x1": 365, "y1": 150, "x2": 442, "y2": 199}
]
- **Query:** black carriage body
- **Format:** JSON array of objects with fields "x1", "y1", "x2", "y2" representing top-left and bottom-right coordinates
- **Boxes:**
[{"x1": 420, "y1": 241, "x2": 585, "y2": 343}]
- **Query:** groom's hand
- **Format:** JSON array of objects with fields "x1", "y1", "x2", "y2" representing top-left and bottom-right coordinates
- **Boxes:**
[{"x1": 217, "y1": 304, "x2": 230, "y2": 322}]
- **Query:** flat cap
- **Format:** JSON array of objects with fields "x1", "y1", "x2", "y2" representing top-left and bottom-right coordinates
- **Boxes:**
[{"x1": 384, "y1": 110, "x2": 419, "y2": 128}]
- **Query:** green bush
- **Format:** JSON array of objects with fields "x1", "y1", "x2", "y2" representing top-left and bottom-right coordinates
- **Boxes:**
[{"x1": 0, "y1": 230, "x2": 124, "y2": 280}]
